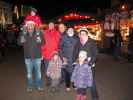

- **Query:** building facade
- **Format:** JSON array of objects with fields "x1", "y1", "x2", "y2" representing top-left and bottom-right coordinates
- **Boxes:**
[{"x1": 0, "y1": 1, "x2": 12, "y2": 25}]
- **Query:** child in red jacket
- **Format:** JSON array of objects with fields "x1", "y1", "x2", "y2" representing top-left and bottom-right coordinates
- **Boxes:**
[{"x1": 24, "y1": 7, "x2": 42, "y2": 29}]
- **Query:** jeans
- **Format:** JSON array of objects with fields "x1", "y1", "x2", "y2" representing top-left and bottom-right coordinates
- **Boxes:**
[
  {"x1": 63, "y1": 68, "x2": 71, "y2": 88},
  {"x1": 44, "y1": 59, "x2": 49, "y2": 73},
  {"x1": 61, "y1": 68, "x2": 65, "y2": 82},
  {"x1": 25, "y1": 58, "x2": 42, "y2": 88},
  {"x1": 113, "y1": 47, "x2": 121, "y2": 60}
]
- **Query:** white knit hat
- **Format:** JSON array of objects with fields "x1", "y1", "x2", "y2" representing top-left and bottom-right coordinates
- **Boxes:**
[{"x1": 79, "y1": 27, "x2": 89, "y2": 34}]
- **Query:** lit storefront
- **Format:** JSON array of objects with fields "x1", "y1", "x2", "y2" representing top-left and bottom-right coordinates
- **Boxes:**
[
  {"x1": 119, "y1": 10, "x2": 130, "y2": 41},
  {"x1": 120, "y1": 18, "x2": 129, "y2": 41},
  {"x1": 0, "y1": 1, "x2": 12, "y2": 29},
  {"x1": 57, "y1": 12, "x2": 102, "y2": 41}
]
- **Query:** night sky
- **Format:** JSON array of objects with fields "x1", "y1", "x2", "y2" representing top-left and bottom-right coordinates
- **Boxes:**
[{"x1": 4, "y1": 0, "x2": 111, "y2": 20}]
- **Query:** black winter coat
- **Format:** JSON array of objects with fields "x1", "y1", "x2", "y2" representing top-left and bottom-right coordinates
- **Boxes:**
[
  {"x1": 74, "y1": 38, "x2": 98, "y2": 65},
  {"x1": 60, "y1": 35, "x2": 78, "y2": 65}
]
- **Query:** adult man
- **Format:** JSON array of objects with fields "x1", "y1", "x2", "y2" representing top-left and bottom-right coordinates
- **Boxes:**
[
  {"x1": 20, "y1": 20, "x2": 44, "y2": 92},
  {"x1": 74, "y1": 27, "x2": 98, "y2": 100},
  {"x1": 58, "y1": 23, "x2": 67, "y2": 36}
]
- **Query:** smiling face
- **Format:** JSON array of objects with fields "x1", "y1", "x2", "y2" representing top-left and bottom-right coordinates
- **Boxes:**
[
  {"x1": 53, "y1": 54, "x2": 59, "y2": 61},
  {"x1": 79, "y1": 31, "x2": 88, "y2": 43},
  {"x1": 48, "y1": 22, "x2": 55, "y2": 30},
  {"x1": 30, "y1": 11, "x2": 36, "y2": 16},
  {"x1": 80, "y1": 31, "x2": 88, "y2": 38},
  {"x1": 58, "y1": 24, "x2": 66, "y2": 33},
  {"x1": 78, "y1": 50, "x2": 87, "y2": 63},
  {"x1": 67, "y1": 28, "x2": 74, "y2": 37},
  {"x1": 27, "y1": 23, "x2": 35, "y2": 31}
]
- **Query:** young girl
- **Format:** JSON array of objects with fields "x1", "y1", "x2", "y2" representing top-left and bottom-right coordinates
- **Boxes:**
[
  {"x1": 47, "y1": 52, "x2": 62, "y2": 92},
  {"x1": 71, "y1": 50, "x2": 93, "y2": 100}
]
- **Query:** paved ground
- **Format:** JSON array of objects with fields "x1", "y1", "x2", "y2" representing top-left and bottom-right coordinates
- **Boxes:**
[{"x1": 0, "y1": 48, "x2": 133, "y2": 100}]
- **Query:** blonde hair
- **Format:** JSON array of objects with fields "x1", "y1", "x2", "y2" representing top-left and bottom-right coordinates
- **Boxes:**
[{"x1": 76, "y1": 50, "x2": 88, "y2": 64}]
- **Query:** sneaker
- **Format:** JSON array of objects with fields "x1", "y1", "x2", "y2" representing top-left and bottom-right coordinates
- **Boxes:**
[
  {"x1": 66, "y1": 88, "x2": 71, "y2": 92},
  {"x1": 37, "y1": 87, "x2": 44, "y2": 92},
  {"x1": 26, "y1": 88, "x2": 32, "y2": 93}
]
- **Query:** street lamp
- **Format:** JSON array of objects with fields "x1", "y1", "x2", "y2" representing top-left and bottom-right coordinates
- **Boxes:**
[{"x1": 120, "y1": 3, "x2": 128, "y2": 11}]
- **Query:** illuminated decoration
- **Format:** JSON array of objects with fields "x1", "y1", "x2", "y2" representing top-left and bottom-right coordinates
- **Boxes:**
[
  {"x1": 119, "y1": 11, "x2": 129, "y2": 41},
  {"x1": 58, "y1": 18, "x2": 62, "y2": 22},
  {"x1": 120, "y1": 19, "x2": 129, "y2": 41},
  {"x1": 85, "y1": 16, "x2": 88, "y2": 19},
  {"x1": 64, "y1": 15, "x2": 69, "y2": 19},
  {"x1": 120, "y1": 2, "x2": 128, "y2": 11},
  {"x1": 1, "y1": 9, "x2": 6, "y2": 27},
  {"x1": 122, "y1": 5, "x2": 125, "y2": 10},
  {"x1": 0, "y1": 1, "x2": 12, "y2": 25},
  {"x1": 21, "y1": 5, "x2": 23, "y2": 16},
  {"x1": 130, "y1": 17, "x2": 133, "y2": 28},
  {"x1": 75, "y1": 23, "x2": 102, "y2": 41},
  {"x1": 61, "y1": 13, "x2": 91, "y2": 20},
  {"x1": 14, "y1": 5, "x2": 19, "y2": 19},
  {"x1": 70, "y1": 13, "x2": 74, "y2": 17},
  {"x1": 58, "y1": 12, "x2": 102, "y2": 41}
]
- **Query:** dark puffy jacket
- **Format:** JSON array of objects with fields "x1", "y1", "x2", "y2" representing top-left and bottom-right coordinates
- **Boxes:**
[
  {"x1": 74, "y1": 38, "x2": 97, "y2": 65},
  {"x1": 20, "y1": 28, "x2": 44, "y2": 59},
  {"x1": 60, "y1": 34, "x2": 78, "y2": 65}
]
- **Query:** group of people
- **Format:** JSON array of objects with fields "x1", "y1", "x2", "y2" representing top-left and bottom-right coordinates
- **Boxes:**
[
  {"x1": 103, "y1": 10, "x2": 133, "y2": 61},
  {"x1": 20, "y1": 7, "x2": 98, "y2": 100}
]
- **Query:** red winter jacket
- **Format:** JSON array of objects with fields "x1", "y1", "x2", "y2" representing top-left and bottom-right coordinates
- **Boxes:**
[
  {"x1": 24, "y1": 15, "x2": 42, "y2": 27},
  {"x1": 42, "y1": 29, "x2": 60, "y2": 60}
]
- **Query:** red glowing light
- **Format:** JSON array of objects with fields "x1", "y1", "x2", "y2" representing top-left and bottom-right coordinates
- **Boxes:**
[{"x1": 85, "y1": 16, "x2": 88, "y2": 18}]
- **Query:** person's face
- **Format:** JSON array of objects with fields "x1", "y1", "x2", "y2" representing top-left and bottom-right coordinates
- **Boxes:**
[
  {"x1": 58, "y1": 24, "x2": 66, "y2": 33},
  {"x1": 78, "y1": 51, "x2": 87, "y2": 62},
  {"x1": 27, "y1": 23, "x2": 35, "y2": 30},
  {"x1": 49, "y1": 23, "x2": 55, "y2": 30},
  {"x1": 67, "y1": 28, "x2": 74, "y2": 37},
  {"x1": 30, "y1": 11, "x2": 36, "y2": 16},
  {"x1": 79, "y1": 31, "x2": 88, "y2": 40},
  {"x1": 53, "y1": 54, "x2": 58, "y2": 61}
]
